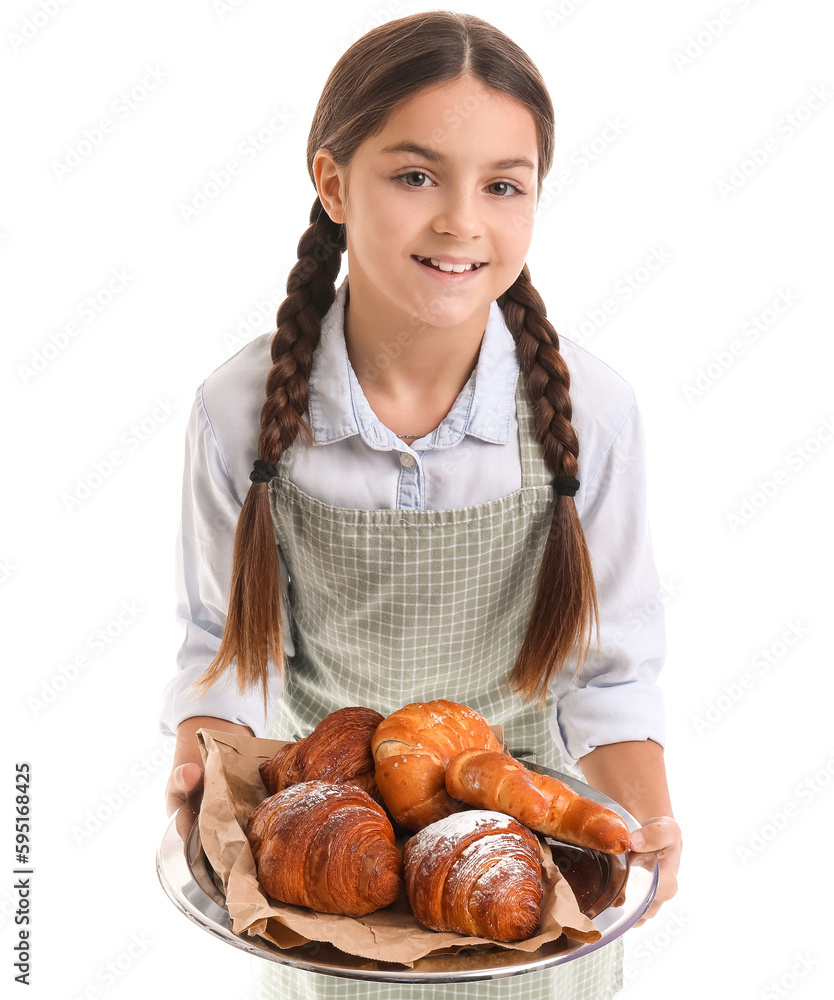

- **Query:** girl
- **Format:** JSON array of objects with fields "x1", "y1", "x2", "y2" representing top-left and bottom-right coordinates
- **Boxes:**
[{"x1": 162, "y1": 11, "x2": 681, "y2": 1000}]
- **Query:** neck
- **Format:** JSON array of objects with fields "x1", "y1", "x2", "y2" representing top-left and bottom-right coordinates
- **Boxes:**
[{"x1": 343, "y1": 278, "x2": 490, "y2": 435}]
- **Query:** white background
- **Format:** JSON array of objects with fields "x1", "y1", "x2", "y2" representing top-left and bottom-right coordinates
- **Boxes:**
[{"x1": 2, "y1": 0, "x2": 832, "y2": 997}]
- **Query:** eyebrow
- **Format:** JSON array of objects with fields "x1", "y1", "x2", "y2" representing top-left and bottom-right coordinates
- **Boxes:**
[{"x1": 379, "y1": 141, "x2": 535, "y2": 173}]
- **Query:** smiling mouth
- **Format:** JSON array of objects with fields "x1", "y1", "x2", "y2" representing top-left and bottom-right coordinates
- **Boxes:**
[{"x1": 413, "y1": 255, "x2": 486, "y2": 273}]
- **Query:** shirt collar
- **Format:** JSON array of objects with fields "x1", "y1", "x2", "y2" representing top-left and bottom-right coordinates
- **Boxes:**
[{"x1": 307, "y1": 275, "x2": 519, "y2": 450}]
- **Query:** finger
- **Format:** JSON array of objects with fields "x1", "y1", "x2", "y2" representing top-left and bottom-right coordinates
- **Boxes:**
[
  {"x1": 635, "y1": 885, "x2": 674, "y2": 926},
  {"x1": 175, "y1": 794, "x2": 203, "y2": 842},
  {"x1": 634, "y1": 867, "x2": 678, "y2": 926},
  {"x1": 630, "y1": 816, "x2": 680, "y2": 853},
  {"x1": 180, "y1": 762, "x2": 204, "y2": 794},
  {"x1": 173, "y1": 762, "x2": 203, "y2": 797},
  {"x1": 166, "y1": 764, "x2": 205, "y2": 842},
  {"x1": 635, "y1": 893, "x2": 664, "y2": 926},
  {"x1": 166, "y1": 763, "x2": 204, "y2": 816}
]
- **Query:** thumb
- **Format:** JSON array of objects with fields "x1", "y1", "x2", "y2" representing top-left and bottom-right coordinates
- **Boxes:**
[
  {"x1": 166, "y1": 762, "x2": 204, "y2": 816},
  {"x1": 630, "y1": 816, "x2": 679, "y2": 853},
  {"x1": 179, "y1": 762, "x2": 204, "y2": 793}
]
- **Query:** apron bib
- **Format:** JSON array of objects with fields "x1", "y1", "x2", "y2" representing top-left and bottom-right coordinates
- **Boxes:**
[{"x1": 261, "y1": 373, "x2": 623, "y2": 1000}]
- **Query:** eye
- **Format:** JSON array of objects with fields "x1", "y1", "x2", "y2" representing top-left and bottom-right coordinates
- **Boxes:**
[
  {"x1": 487, "y1": 181, "x2": 523, "y2": 197},
  {"x1": 396, "y1": 171, "x2": 433, "y2": 188}
]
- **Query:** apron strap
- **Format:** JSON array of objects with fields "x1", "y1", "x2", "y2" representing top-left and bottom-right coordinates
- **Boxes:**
[{"x1": 515, "y1": 370, "x2": 554, "y2": 491}]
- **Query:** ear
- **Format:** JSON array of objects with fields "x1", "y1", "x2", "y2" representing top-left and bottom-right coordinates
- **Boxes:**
[{"x1": 313, "y1": 148, "x2": 348, "y2": 225}]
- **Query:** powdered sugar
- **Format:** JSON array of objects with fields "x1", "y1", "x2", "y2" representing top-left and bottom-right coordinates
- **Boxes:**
[
  {"x1": 458, "y1": 832, "x2": 519, "y2": 859},
  {"x1": 288, "y1": 781, "x2": 339, "y2": 808},
  {"x1": 272, "y1": 780, "x2": 369, "y2": 811},
  {"x1": 408, "y1": 810, "x2": 514, "y2": 854},
  {"x1": 458, "y1": 837, "x2": 539, "y2": 882}
]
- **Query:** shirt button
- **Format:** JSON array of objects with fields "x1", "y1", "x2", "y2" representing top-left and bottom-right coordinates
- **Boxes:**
[{"x1": 399, "y1": 452, "x2": 417, "y2": 469}]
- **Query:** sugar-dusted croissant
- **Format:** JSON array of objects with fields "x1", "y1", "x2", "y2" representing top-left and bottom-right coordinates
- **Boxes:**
[
  {"x1": 259, "y1": 706, "x2": 384, "y2": 802},
  {"x1": 445, "y1": 749, "x2": 631, "y2": 855},
  {"x1": 246, "y1": 781, "x2": 402, "y2": 917},
  {"x1": 371, "y1": 700, "x2": 503, "y2": 831},
  {"x1": 403, "y1": 810, "x2": 543, "y2": 942}
]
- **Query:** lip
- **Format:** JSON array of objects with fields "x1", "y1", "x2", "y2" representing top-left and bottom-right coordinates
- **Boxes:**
[{"x1": 412, "y1": 254, "x2": 488, "y2": 278}]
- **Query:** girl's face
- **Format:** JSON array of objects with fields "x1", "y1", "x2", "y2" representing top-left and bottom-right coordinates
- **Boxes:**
[{"x1": 316, "y1": 75, "x2": 539, "y2": 336}]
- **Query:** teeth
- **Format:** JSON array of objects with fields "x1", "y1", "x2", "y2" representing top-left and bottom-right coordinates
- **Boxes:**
[{"x1": 416, "y1": 256, "x2": 482, "y2": 272}]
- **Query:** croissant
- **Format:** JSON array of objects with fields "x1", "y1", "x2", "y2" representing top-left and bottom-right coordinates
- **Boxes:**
[
  {"x1": 445, "y1": 749, "x2": 631, "y2": 854},
  {"x1": 371, "y1": 700, "x2": 503, "y2": 831},
  {"x1": 259, "y1": 706, "x2": 384, "y2": 802},
  {"x1": 246, "y1": 781, "x2": 402, "y2": 917},
  {"x1": 403, "y1": 810, "x2": 543, "y2": 942}
]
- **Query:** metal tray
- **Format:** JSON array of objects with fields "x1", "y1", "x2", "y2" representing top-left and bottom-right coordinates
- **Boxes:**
[{"x1": 156, "y1": 764, "x2": 658, "y2": 984}]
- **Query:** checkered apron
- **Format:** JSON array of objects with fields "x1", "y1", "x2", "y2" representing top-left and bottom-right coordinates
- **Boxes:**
[{"x1": 262, "y1": 375, "x2": 623, "y2": 999}]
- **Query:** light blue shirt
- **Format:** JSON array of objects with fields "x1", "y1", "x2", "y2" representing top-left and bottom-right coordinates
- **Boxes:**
[{"x1": 159, "y1": 276, "x2": 666, "y2": 762}]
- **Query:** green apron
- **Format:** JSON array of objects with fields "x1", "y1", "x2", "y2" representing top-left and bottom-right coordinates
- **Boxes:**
[{"x1": 263, "y1": 373, "x2": 623, "y2": 1000}]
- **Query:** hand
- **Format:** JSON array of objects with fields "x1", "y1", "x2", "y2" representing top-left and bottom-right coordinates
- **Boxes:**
[
  {"x1": 165, "y1": 761, "x2": 204, "y2": 842},
  {"x1": 628, "y1": 815, "x2": 682, "y2": 926},
  {"x1": 163, "y1": 716, "x2": 253, "y2": 841}
]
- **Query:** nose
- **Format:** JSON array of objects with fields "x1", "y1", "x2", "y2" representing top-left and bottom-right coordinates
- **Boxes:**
[{"x1": 431, "y1": 187, "x2": 483, "y2": 241}]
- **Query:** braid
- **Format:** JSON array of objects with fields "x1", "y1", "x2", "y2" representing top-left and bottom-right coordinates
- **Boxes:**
[
  {"x1": 260, "y1": 200, "x2": 346, "y2": 462},
  {"x1": 498, "y1": 265, "x2": 600, "y2": 703},
  {"x1": 195, "y1": 198, "x2": 346, "y2": 712}
]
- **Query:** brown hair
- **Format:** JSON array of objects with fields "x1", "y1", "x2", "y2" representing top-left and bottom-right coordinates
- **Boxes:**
[{"x1": 196, "y1": 11, "x2": 598, "y2": 710}]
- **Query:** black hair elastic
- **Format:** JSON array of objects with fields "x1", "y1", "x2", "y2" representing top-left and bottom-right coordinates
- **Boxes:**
[
  {"x1": 249, "y1": 459, "x2": 278, "y2": 484},
  {"x1": 554, "y1": 476, "x2": 580, "y2": 498}
]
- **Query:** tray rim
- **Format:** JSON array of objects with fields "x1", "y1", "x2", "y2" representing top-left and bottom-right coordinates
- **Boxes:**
[{"x1": 156, "y1": 763, "x2": 659, "y2": 983}]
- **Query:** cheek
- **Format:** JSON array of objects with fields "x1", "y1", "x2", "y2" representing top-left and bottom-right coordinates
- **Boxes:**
[
  {"x1": 504, "y1": 204, "x2": 536, "y2": 250},
  {"x1": 352, "y1": 190, "x2": 408, "y2": 249}
]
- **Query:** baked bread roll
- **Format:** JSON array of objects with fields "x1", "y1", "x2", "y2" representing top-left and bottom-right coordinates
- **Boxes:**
[
  {"x1": 445, "y1": 749, "x2": 631, "y2": 854},
  {"x1": 403, "y1": 810, "x2": 543, "y2": 942},
  {"x1": 246, "y1": 781, "x2": 402, "y2": 916},
  {"x1": 371, "y1": 700, "x2": 503, "y2": 830},
  {"x1": 259, "y1": 706, "x2": 384, "y2": 801}
]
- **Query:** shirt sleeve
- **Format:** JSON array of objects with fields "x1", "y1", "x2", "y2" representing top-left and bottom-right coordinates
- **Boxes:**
[
  {"x1": 158, "y1": 384, "x2": 288, "y2": 739},
  {"x1": 549, "y1": 397, "x2": 667, "y2": 763}
]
